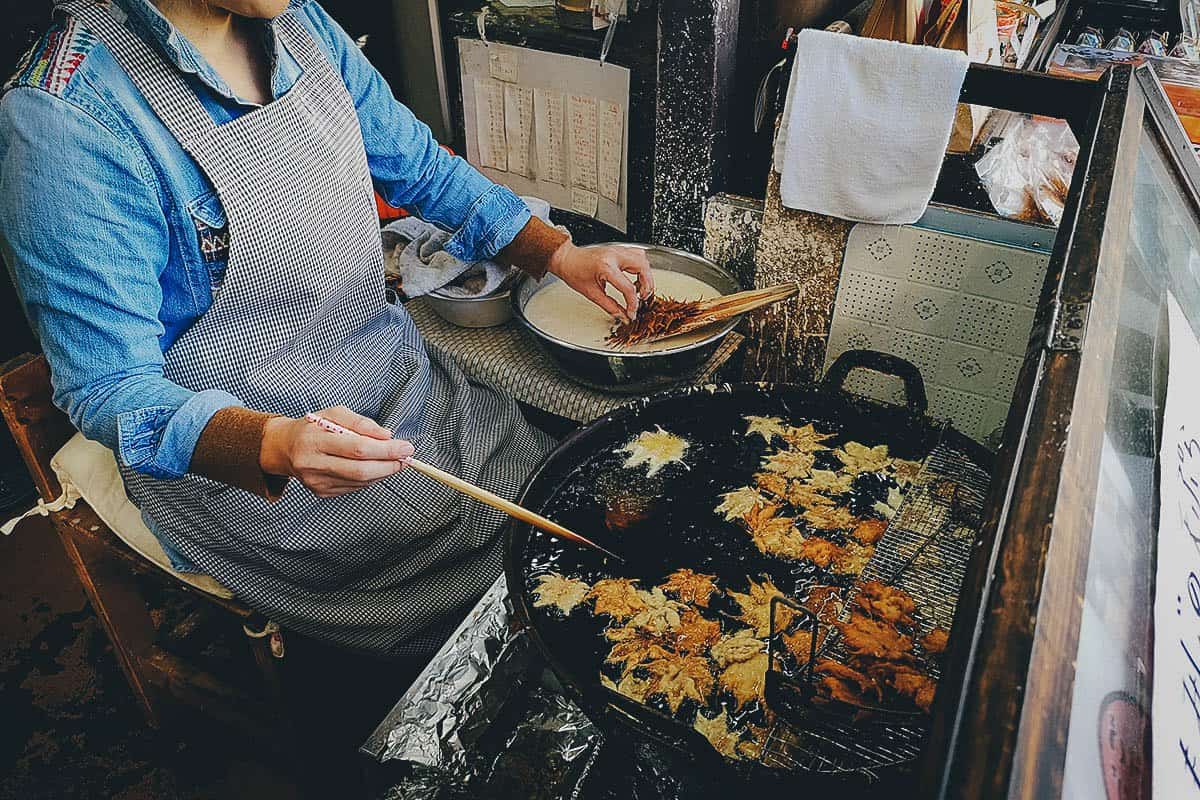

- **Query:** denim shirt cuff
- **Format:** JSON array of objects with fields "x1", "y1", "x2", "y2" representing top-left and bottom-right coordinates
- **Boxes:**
[
  {"x1": 443, "y1": 186, "x2": 531, "y2": 263},
  {"x1": 117, "y1": 389, "x2": 243, "y2": 479}
]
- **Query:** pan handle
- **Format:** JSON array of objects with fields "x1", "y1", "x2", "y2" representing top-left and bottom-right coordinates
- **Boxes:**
[{"x1": 822, "y1": 349, "x2": 929, "y2": 416}]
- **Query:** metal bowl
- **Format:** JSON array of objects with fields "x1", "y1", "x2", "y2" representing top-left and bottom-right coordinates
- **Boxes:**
[
  {"x1": 426, "y1": 287, "x2": 513, "y2": 328},
  {"x1": 511, "y1": 243, "x2": 741, "y2": 393}
]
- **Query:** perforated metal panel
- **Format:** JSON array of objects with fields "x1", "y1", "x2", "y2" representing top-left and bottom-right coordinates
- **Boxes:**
[{"x1": 824, "y1": 220, "x2": 1050, "y2": 447}]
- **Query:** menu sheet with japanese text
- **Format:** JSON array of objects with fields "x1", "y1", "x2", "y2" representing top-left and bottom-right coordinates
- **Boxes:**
[{"x1": 458, "y1": 38, "x2": 630, "y2": 232}]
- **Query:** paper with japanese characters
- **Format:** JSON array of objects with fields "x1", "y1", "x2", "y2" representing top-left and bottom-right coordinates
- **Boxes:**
[
  {"x1": 458, "y1": 38, "x2": 629, "y2": 231},
  {"x1": 1154, "y1": 292, "x2": 1200, "y2": 798}
]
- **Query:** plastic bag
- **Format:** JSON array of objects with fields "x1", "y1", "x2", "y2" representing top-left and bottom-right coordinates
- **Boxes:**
[{"x1": 975, "y1": 113, "x2": 1079, "y2": 226}]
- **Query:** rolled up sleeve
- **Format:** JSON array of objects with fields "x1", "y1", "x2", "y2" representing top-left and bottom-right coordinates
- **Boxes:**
[
  {"x1": 300, "y1": 2, "x2": 532, "y2": 262},
  {"x1": 0, "y1": 88, "x2": 241, "y2": 479}
]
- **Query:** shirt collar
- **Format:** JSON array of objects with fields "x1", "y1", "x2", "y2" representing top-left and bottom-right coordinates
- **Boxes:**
[{"x1": 106, "y1": 0, "x2": 308, "y2": 106}]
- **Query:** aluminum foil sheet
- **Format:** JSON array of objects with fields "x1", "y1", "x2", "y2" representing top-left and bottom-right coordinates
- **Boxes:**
[{"x1": 366, "y1": 575, "x2": 601, "y2": 799}]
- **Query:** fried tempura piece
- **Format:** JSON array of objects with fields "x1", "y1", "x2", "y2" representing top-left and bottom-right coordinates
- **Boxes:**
[
  {"x1": 714, "y1": 487, "x2": 767, "y2": 522},
  {"x1": 628, "y1": 587, "x2": 686, "y2": 634},
  {"x1": 921, "y1": 627, "x2": 950, "y2": 656},
  {"x1": 850, "y1": 518, "x2": 889, "y2": 545},
  {"x1": 660, "y1": 568, "x2": 719, "y2": 607},
  {"x1": 710, "y1": 629, "x2": 766, "y2": 667},
  {"x1": 839, "y1": 613, "x2": 914, "y2": 661},
  {"x1": 588, "y1": 578, "x2": 647, "y2": 621},
  {"x1": 803, "y1": 505, "x2": 857, "y2": 531},
  {"x1": 694, "y1": 710, "x2": 741, "y2": 760},
  {"x1": 605, "y1": 626, "x2": 673, "y2": 675},
  {"x1": 620, "y1": 426, "x2": 689, "y2": 476},
  {"x1": 815, "y1": 659, "x2": 882, "y2": 702},
  {"x1": 744, "y1": 415, "x2": 790, "y2": 443},
  {"x1": 797, "y1": 537, "x2": 842, "y2": 569},
  {"x1": 834, "y1": 441, "x2": 891, "y2": 474},
  {"x1": 832, "y1": 542, "x2": 875, "y2": 576},
  {"x1": 803, "y1": 585, "x2": 845, "y2": 624},
  {"x1": 761, "y1": 448, "x2": 816, "y2": 479},
  {"x1": 808, "y1": 469, "x2": 855, "y2": 495},
  {"x1": 782, "y1": 627, "x2": 825, "y2": 666},
  {"x1": 531, "y1": 573, "x2": 590, "y2": 614},
  {"x1": 729, "y1": 577, "x2": 799, "y2": 637},
  {"x1": 720, "y1": 651, "x2": 769, "y2": 709},
  {"x1": 614, "y1": 672, "x2": 652, "y2": 703},
  {"x1": 891, "y1": 458, "x2": 924, "y2": 485},
  {"x1": 781, "y1": 423, "x2": 835, "y2": 452},
  {"x1": 645, "y1": 654, "x2": 715, "y2": 713},
  {"x1": 854, "y1": 580, "x2": 917, "y2": 628},
  {"x1": 745, "y1": 505, "x2": 807, "y2": 560},
  {"x1": 671, "y1": 610, "x2": 722, "y2": 655},
  {"x1": 754, "y1": 471, "x2": 791, "y2": 499},
  {"x1": 785, "y1": 481, "x2": 836, "y2": 509},
  {"x1": 864, "y1": 661, "x2": 938, "y2": 713}
]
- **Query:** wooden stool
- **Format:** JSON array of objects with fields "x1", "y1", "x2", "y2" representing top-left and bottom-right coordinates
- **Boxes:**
[{"x1": 0, "y1": 353, "x2": 286, "y2": 739}]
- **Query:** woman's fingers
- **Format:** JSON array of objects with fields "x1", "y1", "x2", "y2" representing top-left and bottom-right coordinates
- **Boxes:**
[
  {"x1": 602, "y1": 264, "x2": 641, "y2": 319},
  {"x1": 584, "y1": 284, "x2": 632, "y2": 322},
  {"x1": 319, "y1": 405, "x2": 393, "y2": 440},
  {"x1": 613, "y1": 247, "x2": 654, "y2": 297},
  {"x1": 317, "y1": 430, "x2": 413, "y2": 462}
]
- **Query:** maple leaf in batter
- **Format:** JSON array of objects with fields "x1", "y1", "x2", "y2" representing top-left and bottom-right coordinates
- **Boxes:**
[
  {"x1": 839, "y1": 612, "x2": 914, "y2": 661},
  {"x1": 710, "y1": 628, "x2": 767, "y2": 668},
  {"x1": 784, "y1": 481, "x2": 836, "y2": 509},
  {"x1": 744, "y1": 505, "x2": 806, "y2": 560},
  {"x1": 832, "y1": 541, "x2": 875, "y2": 576},
  {"x1": 782, "y1": 627, "x2": 826, "y2": 667},
  {"x1": 729, "y1": 578, "x2": 798, "y2": 637},
  {"x1": 781, "y1": 423, "x2": 835, "y2": 452},
  {"x1": 802, "y1": 504, "x2": 858, "y2": 531},
  {"x1": 744, "y1": 415, "x2": 790, "y2": 443},
  {"x1": 891, "y1": 458, "x2": 924, "y2": 486},
  {"x1": 834, "y1": 441, "x2": 892, "y2": 474},
  {"x1": 854, "y1": 580, "x2": 918, "y2": 628},
  {"x1": 921, "y1": 627, "x2": 950, "y2": 656},
  {"x1": 605, "y1": 625, "x2": 674, "y2": 675},
  {"x1": 531, "y1": 573, "x2": 591, "y2": 614},
  {"x1": 645, "y1": 654, "x2": 715, "y2": 713},
  {"x1": 613, "y1": 672, "x2": 653, "y2": 703},
  {"x1": 714, "y1": 487, "x2": 767, "y2": 522},
  {"x1": 873, "y1": 486, "x2": 905, "y2": 520},
  {"x1": 754, "y1": 471, "x2": 792, "y2": 500},
  {"x1": 850, "y1": 518, "x2": 889, "y2": 545},
  {"x1": 760, "y1": 448, "x2": 816, "y2": 479},
  {"x1": 813, "y1": 659, "x2": 883, "y2": 706},
  {"x1": 620, "y1": 426, "x2": 689, "y2": 477},
  {"x1": 808, "y1": 469, "x2": 856, "y2": 495},
  {"x1": 797, "y1": 536, "x2": 842, "y2": 569},
  {"x1": 737, "y1": 725, "x2": 768, "y2": 761},
  {"x1": 671, "y1": 610, "x2": 722, "y2": 655},
  {"x1": 864, "y1": 661, "x2": 938, "y2": 713},
  {"x1": 720, "y1": 651, "x2": 769, "y2": 709},
  {"x1": 588, "y1": 578, "x2": 648, "y2": 621},
  {"x1": 803, "y1": 585, "x2": 846, "y2": 624},
  {"x1": 660, "y1": 568, "x2": 719, "y2": 608},
  {"x1": 628, "y1": 587, "x2": 687, "y2": 635},
  {"x1": 694, "y1": 710, "x2": 741, "y2": 760}
]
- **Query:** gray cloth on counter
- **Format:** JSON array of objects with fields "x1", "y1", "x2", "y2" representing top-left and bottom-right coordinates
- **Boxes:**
[{"x1": 383, "y1": 196, "x2": 554, "y2": 298}]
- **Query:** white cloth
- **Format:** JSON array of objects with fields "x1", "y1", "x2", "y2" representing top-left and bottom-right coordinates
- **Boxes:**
[
  {"x1": 382, "y1": 196, "x2": 554, "y2": 299},
  {"x1": 773, "y1": 30, "x2": 969, "y2": 225}
]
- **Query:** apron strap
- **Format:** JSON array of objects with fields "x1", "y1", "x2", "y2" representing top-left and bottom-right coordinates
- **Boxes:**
[{"x1": 272, "y1": 12, "x2": 337, "y2": 78}]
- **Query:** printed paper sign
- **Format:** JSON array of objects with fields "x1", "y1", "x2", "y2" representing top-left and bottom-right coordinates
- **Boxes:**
[
  {"x1": 504, "y1": 84, "x2": 534, "y2": 178},
  {"x1": 474, "y1": 80, "x2": 508, "y2": 172},
  {"x1": 1154, "y1": 292, "x2": 1200, "y2": 798}
]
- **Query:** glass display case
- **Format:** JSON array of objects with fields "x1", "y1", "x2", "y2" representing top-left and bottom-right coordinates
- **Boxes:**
[{"x1": 925, "y1": 65, "x2": 1200, "y2": 798}]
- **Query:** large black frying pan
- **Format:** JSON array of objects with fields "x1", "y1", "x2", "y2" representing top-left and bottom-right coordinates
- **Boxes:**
[{"x1": 504, "y1": 350, "x2": 994, "y2": 785}]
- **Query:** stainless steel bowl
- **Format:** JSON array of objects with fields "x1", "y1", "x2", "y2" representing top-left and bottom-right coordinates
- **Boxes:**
[
  {"x1": 426, "y1": 288, "x2": 513, "y2": 328},
  {"x1": 511, "y1": 243, "x2": 741, "y2": 393}
]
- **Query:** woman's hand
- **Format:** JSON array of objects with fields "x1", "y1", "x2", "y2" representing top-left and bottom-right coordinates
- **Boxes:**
[
  {"x1": 546, "y1": 241, "x2": 655, "y2": 321},
  {"x1": 259, "y1": 406, "x2": 414, "y2": 498}
]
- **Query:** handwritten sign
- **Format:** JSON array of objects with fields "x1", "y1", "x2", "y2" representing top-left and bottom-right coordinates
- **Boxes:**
[{"x1": 1155, "y1": 292, "x2": 1200, "y2": 798}]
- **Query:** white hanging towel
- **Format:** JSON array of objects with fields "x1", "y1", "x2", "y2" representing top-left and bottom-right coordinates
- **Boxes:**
[{"x1": 773, "y1": 30, "x2": 969, "y2": 225}]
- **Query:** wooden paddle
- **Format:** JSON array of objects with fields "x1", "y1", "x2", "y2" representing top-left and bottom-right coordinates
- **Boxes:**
[{"x1": 611, "y1": 282, "x2": 802, "y2": 346}]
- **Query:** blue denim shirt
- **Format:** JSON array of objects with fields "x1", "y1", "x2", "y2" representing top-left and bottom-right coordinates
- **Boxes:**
[{"x1": 0, "y1": 0, "x2": 531, "y2": 482}]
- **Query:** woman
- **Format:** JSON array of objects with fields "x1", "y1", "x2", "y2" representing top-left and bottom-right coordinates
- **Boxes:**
[{"x1": 0, "y1": 0, "x2": 653, "y2": 657}]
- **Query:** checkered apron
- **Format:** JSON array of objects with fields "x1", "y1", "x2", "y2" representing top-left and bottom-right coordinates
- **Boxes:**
[{"x1": 62, "y1": 1, "x2": 552, "y2": 655}]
